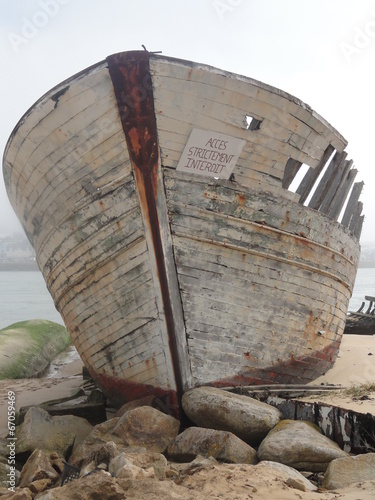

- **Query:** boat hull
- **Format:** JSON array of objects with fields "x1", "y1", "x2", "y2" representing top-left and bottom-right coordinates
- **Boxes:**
[{"x1": 3, "y1": 51, "x2": 362, "y2": 412}]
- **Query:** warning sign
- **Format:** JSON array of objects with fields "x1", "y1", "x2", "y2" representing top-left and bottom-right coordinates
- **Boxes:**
[{"x1": 177, "y1": 129, "x2": 245, "y2": 180}]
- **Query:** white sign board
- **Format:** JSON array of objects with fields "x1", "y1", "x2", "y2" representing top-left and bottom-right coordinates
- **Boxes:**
[{"x1": 177, "y1": 129, "x2": 245, "y2": 180}]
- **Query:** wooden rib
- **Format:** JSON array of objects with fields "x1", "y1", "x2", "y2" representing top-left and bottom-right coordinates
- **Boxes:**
[
  {"x1": 308, "y1": 151, "x2": 347, "y2": 210},
  {"x1": 319, "y1": 159, "x2": 353, "y2": 216},
  {"x1": 327, "y1": 166, "x2": 357, "y2": 220},
  {"x1": 341, "y1": 182, "x2": 364, "y2": 227},
  {"x1": 296, "y1": 145, "x2": 335, "y2": 204},
  {"x1": 349, "y1": 202, "x2": 364, "y2": 235},
  {"x1": 282, "y1": 158, "x2": 303, "y2": 189}
]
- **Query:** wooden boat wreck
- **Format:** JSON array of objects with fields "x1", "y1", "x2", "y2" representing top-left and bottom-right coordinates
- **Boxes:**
[
  {"x1": 344, "y1": 295, "x2": 375, "y2": 335},
  {"x1": 3, "y1": 50, "x2": 364, "y2": 414}
]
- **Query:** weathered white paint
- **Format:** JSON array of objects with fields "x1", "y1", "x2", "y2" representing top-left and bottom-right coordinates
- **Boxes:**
[{"x1": 2, "y1": 51, "x2": 362, "y2": 403}]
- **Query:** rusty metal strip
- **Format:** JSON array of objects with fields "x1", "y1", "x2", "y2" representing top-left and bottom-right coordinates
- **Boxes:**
[{"x1": 107, "y1": 51, "x2": 184, "y2": 402}]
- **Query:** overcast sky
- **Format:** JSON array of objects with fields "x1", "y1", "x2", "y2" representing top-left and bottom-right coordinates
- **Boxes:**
[{"x1": 1, "y1": 0, "x2": 374, "y2": 243}]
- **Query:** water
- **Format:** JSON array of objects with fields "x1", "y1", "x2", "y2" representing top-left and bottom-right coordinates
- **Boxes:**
[
  {"x1": 0, "y1": 271, "x2": 63, "y2": 330},
  {"x1": 0, "y1": 268, "x2": 374, "y2": 331},
  {"x1": 348, "y1": 267, "x2": 375, "y2": 312}
]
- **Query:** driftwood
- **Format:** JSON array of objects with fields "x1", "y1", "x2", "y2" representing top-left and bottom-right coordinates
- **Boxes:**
[{"x1": 225, "y1": 384, "x2": 344, "y2": 399}]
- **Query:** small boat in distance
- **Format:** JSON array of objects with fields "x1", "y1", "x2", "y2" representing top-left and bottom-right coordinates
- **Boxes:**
[{"x1": 3, "y1": 50, "x2": 364, "y2": 414}]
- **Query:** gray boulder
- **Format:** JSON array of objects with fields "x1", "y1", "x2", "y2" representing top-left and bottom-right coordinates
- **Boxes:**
[
  {"x1": 182, "y1": 387, "x2": 283, "y2": 445},
  {"x1": 15, "y1": 407, "x2": 92, "y2": 457},
  {"x1": 167, "y1": 426, "x2": 258, "y2": 464},
  {"x1": 323, "y1": 452, "x2": 375, "y2": 490},
  {"x1": 258, "y1": 419, "x2": 348, "y2": 472},
  {"x1": 109, "y1": 454, "x2": 156, "y2": 480},
  {"x1": 108, "y1": 449, "x2": 167, "y2": 479},
  {"x1": 112, "y1": 406, "x2": 180, "y2": 453}
]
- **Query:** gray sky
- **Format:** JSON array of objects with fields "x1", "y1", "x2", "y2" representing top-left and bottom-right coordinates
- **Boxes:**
[{"x1": 1, "y1": 0, "x2": 374, "y2": 242}]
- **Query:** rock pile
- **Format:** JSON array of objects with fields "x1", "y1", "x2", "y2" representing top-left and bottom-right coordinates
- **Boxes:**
[{"x1": 1, "y1": 386, "x2": 375, "y2": 498}]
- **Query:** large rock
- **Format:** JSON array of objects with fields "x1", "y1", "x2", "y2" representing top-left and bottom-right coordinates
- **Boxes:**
[
  {"x1": 16, "y1": 407, "x2": 92, "y2": 457},
  {"x1": 108, "y1": 453, "x2": 155, "y2": 480},
  {"x1": 182, "y1": 387, "x2": 283, "y2": 445},
  {"x1": 114, "y1": 395, "x2": 156, "y2": 418},
  {"x1": 19, "y1": 449, "x2": 60, "y2": 488},
  {"x1": 120, "y1": 450, "x2": 168, "y2": 479},
  {"x1": 112, "y1": 406, "x2": 180, "y2": 453},
  {"x1": 0, "y1": 320, "x2": 71, "y2": 379},
  {"x1": 75, "y1": 441, "x2": 120, "y2": 467},
  {"x1": 71, "y1": 440, "x2": 119, "y2": 469},
  {"x1": 323, "y1": 452, "x2": 375, "y2": 490},
  {"x1": 257, "y1": 419, "x2": 348, "y2": 472},
  {"x1": 88, "y1": 417, "x2": 120, "y2": 442},
  {"x1": 167, "y1": 426, "x2": 257, "y2": 464},
  {"x1": 70, "y1": 407, "x2": 179, "y2": 466}
]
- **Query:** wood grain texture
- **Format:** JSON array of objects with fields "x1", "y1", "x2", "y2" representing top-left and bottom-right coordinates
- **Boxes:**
[{"x1": 2, "y1": 51, "x2": 363, "y2": 407}]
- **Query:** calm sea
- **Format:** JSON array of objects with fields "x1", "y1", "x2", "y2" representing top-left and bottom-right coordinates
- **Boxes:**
[
  {"x1": 0, "y1": 268, "x2": 374, "y2": 331},
  {"x1": 0, "y1": 271, "x2": 63, "y2": 330},
  {"x1": 347, "y1": 267, "x2": 375, "y2": 312}
]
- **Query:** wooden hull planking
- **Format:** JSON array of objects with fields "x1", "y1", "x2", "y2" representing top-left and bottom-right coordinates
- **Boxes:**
[{"x1": 3, "y1": 51, "x2": 362, "y2": 412}]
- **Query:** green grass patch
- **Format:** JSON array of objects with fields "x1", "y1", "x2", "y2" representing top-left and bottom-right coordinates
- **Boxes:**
[{"x1": 0, "y1": 320, "x2": 71, "y2": 379}]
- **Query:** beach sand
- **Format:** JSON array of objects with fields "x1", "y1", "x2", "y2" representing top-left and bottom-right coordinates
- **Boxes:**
[
  {"x1": 305, "y1": 334, "x2": 375, "y2": 415},
  {"x1": 1, "y1": 336, "x2": 375, "y2": 498}
]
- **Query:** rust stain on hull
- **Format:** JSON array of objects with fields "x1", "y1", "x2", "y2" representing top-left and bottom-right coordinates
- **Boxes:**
[
  {"x1": 107, "y1": 51, "x2": 184, "y2": 404},
  {"x1": 212, "y1": 339, "x2": 340, "y2": 387},
  {"x1": 92, "y1": 369, "x2": 179, "y2": 418}
]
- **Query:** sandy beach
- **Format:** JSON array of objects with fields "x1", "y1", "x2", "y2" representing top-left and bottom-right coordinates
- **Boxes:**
[
  {"x1": 1, "y1": 336, "x2": 375, "y2": 498},
  {"x1": 305, "y1": 334, "x2": 375, "y2": 416}
]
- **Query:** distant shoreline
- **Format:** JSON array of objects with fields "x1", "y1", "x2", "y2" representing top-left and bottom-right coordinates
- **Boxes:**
[
  {"x1": 0, "y1": 262, "x2": 39, "y2": 271},
  {"x1": 358, "y1": 261, "x2": 375, "y2": 269}
]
